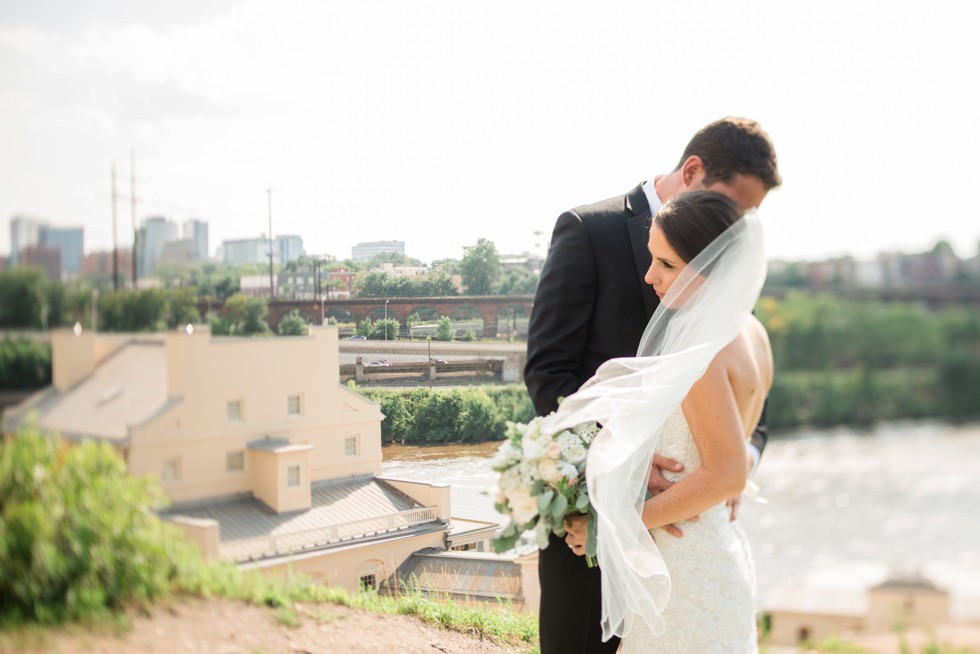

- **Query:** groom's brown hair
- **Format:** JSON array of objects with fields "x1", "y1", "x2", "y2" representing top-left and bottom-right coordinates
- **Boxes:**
[{"x1": 676, "y1": 117, "x2": 781, "y2": 190}]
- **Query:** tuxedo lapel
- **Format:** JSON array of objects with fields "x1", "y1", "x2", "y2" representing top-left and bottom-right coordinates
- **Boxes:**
[{"x1": 625, "y1": 185, "x2": 659, "y2": 319}]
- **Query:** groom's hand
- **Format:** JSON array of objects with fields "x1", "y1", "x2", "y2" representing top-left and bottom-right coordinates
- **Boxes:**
[
  {"x1": 649, "y1": 455, "x2": 696, "y2": 538},
  {"x1": 563, "y1": 514, "x2": 589, "y2": 557}
]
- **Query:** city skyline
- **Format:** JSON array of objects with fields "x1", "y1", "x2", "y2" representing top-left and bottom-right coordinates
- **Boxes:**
[{"x1": 1, "y1": 1, "x2": 979, "y2": 264}]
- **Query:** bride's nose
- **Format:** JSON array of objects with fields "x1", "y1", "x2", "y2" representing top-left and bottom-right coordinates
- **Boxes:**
[{"x1": 644, "y1": 266, "x2": 658, "y2": 287}]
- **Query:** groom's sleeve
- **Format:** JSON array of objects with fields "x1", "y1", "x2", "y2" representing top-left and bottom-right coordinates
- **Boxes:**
[{"x1": 524, "y1": 210, "x2": 597, "y2": 416}]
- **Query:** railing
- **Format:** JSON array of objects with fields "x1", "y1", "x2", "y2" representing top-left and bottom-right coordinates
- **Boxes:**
[{"x1": 222, "y1": 506, "x2": 439, "y2": 562}]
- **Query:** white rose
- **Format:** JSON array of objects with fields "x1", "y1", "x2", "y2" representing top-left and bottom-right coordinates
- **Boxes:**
[
  {"x1": 557, "y1": 460, "x2": 579, "y2": 481},
  {"x1": 546, "y1": 441, "x2": 562, "y2": 460},
  {"x1": 507, "y1": 487, "x2": 539, "y2": 525},
  {"x1": 563, "y1": 443, "x2": 587, "y2": 465},
  {"x1": 538, "y1": 458, "x2": 562, "y2": 483}
]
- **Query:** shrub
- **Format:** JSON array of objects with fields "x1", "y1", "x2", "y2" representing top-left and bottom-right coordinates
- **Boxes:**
[
  {"x1": 278, "y1": 310, "x2": 308, "y2": 336},
  {"x1": 0, "y1": 338, "x2": 51, "y2": 390},
  {"x1": 0, "y1": 420, "x2": 198, "y2": 625}
]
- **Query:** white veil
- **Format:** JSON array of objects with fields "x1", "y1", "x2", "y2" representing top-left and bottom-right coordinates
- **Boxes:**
[{"x1": 541, "y1": 210, "x2": 767, "y2": 641}]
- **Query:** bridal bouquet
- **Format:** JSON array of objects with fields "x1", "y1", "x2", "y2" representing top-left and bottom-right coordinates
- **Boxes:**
[{"x1": 490, "y1": 416, "x2": 599, "y2": 565}]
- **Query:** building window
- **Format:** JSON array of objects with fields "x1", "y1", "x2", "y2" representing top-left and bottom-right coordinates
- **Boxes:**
[
  {"x1": 345, "y1": 436, "x2": 359, "y2": 457},
  {"x1": 287, "y1": 394, "x2": 303, "y2": 417},
  {"x1": 227, "y1": 400, "x2": 243, "y2": 423},
  {"x1": 161, "y1": 457, "x2": 181, "y2": 482},
  {"x1": 226, "y1": 450, "x2": 244, "y2": 473},
  {"x1": 286, "y1": 464, "x2": 301, "y2": 488},
  {"x1": 359, "y1": 574, "x2": 377, "y2": 591}
]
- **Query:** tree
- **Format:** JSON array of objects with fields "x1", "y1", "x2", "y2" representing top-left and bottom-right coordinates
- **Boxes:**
[
  {"x1": 216, "y1": 292, "x2": 270, "y2": 336},
  {"x1": 0, "y1": 269, "x2": 45, "y2": 328},
  {"x1": 497, "y1": 267, "x2": 539, "y2": 295},
  {"x1": 369, "y1": 318, "x2": 400, "y2": 340},
  {"x1": 459, "y1": 238, "x2": 501, "y2": 295},
  {"x1": 167, "y1": 288, "x2": 201, "y2": 329},
  {"x1": 435, "y1": 316, "x2": 454, "y2": 341},
  {"x1": 278, "y1": 310, "x2": 308, "y2": 336}
]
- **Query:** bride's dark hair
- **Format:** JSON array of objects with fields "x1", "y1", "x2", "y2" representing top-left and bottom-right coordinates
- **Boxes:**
[{"x1": 654, "y1": 191, "x2": 744, "y2": 264}]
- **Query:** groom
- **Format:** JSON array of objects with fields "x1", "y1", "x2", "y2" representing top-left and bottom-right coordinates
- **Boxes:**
[{"x1": 525, "y1": 117, "x2": 781, "y2": 654}]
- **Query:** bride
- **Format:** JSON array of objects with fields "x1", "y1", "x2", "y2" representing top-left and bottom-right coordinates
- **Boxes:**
[{"x1": 556, "y1": 190, "x2": 772, "y2": 652}]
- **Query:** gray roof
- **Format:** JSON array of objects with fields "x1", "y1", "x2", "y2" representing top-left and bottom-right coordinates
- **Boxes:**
[
  {"x1": 384, "y1": 549, "x2": 523, "y2": 600},
  {"x1": 164, "y1": 476, "x2": 442, "y2": 561},
  {"x1": 4, "y1": 341, "x2": 168, "y2": 442}
]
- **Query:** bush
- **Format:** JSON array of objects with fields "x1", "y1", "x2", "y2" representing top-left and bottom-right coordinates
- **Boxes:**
[
  {"x1": 0, "y1": 420, "x2": 198, "y2": 625},
  {"x1": 0, "y1": 338, "x2": 52, "y2": 390},
  {"x1": 278, "y1": 310, "x2": 308, "y2": 336},
  {"x1": 356, "y1": 384, "x2": 533, "y2": 443},
  {"x1": 434, "y1": 316, "x2": 453, "y2": 341}
]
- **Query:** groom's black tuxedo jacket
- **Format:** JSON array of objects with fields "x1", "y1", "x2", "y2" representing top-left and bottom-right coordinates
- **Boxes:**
[{"x1": 525, "y1": 183, "x2": 768, "y2": 454}]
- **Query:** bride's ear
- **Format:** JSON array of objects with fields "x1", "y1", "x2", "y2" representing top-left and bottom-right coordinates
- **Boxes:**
[{"x1": 680, "y1": 156, "x2": 706, "y2": 188}]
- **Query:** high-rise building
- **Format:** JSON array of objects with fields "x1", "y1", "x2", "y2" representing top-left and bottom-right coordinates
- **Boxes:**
[
  {"x1": 9, "y1": 215, "x2": 41, "y2": 266},
  {"x1": 351, "y1": 240, "x2": 405, "y2": 261},
  {"x1": 183, "y1": 219, "x2": 209, "y2": 261},
  {"x1": 222, "y1": 237, "x2": 271, "y2": 266},
  {"x1": 137, "y1": 217, "x2": 179, "y2": 278},
  {"x1": 38, "y1": 225, "x2": 84, "y2": 279},
  {"x1": 9, "y1": 216, "x2": 84, "y2": 280},
  {"x1": 276, "y1": 234, "x2": 304, "y2": 265},
  {"x1": 221, "y1": 234, "x2": 304, "y2": 266}
]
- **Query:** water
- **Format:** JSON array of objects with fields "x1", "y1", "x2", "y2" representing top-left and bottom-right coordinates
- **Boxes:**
[{"x1": 382, "y1": 421, "x2": 980, "y2": 604}]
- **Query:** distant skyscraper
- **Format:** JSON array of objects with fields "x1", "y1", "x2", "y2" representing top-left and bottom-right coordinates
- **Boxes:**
[
  {"x1": 222, "y1": 237, "x2": 270, "y2": 266},
  {"x1": 276, "y1": 234, "x2": 304, "y2": 265},
  {"x1": 9, "y1": 215, "x2": 41, "y2": 266},
  {"x1": 352, "y1": 240, "x2": 405, "y2": 261},
  {"x1": 137, "y1": 217, "x2": 179, "y2": 277},
  {"x1": 38, "y1": 225, "x2": 84, "y2": 279},
  {"x1": 221, "y1": 234, "x2": 303, "y2": 266},
  {"x1": 183, "y1": 219, "x2": 209, "y2": 261}
]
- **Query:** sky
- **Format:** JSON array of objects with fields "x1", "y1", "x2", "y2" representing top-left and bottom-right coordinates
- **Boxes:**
[{"x1": 1, "y1": 0, "x2": 979, "y2": 265}]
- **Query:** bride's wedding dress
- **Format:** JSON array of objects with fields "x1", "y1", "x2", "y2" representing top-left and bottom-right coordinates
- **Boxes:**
[{"x1": 621, "y1": 407, "x2": 758, "y2": 653}]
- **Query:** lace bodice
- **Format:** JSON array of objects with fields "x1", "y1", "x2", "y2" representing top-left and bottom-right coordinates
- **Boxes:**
[{"x1": 621, "y1": 408, "x2": 758, "y2": 654}]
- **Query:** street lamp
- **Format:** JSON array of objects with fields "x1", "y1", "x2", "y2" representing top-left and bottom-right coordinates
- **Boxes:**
[
  {"x1": 320, "y1": 295, "x2": 326, "y2": 325},
  {"x1": 384, "y1": 299, "x2": 389, "y2": 341},
  {"x1": 91, "y1": 289, "x2": 99, "y2": 332}
]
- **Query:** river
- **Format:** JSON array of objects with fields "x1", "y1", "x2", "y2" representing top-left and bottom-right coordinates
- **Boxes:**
[{"x1": 382, "y1": 420, "x2": 980, "y2": 605}]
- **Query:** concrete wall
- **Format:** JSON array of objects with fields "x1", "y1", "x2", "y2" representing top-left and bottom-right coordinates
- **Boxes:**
[
  {"x1": 380, "y1": 477, "x2": 451, "y2": 521},
  {"x1": 867, "y1": 588, "x2": 951, "y2": 634},
  {"x1": 766, "y1": 611, "x2": 864, "y2": 647}
]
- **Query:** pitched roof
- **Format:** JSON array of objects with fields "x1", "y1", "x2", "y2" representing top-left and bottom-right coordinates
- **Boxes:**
[
  {"x1": 6, "y1": 341, "x2": 168, "y2": 442},
  {"x1": 164, "y1": 476, "x2": 442, "y2": 562}
]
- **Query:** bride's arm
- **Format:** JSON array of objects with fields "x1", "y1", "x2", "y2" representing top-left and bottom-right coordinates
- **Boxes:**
[{"x1": 640, "y1": 359, "x2": 749, "y2": 531}]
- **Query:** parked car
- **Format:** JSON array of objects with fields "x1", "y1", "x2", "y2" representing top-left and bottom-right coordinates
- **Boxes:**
[
  {"x1": 365, "y1": 359, "x2": 391, "y2": 367},
  {"x1": 346, "y1": 335, "x2": 367, "y2": 340}
]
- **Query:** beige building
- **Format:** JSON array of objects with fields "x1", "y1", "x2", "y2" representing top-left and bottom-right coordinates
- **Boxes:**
[
  {"x1": 2, "y1": 324, "x2": 514, "y2": 598},
  {"x1": 764, "y1": 574, "x2": 967, "y2": 648}
]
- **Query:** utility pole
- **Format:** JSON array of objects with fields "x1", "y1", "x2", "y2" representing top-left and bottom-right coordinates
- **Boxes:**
[
  {"x1": 131, "y1": 149, "x2": 138, "y2": 287},
  {"x1": 111, "y1": 162, "x2": 119, "y2": 291},
  {"x1": 267, "y1": 189, "x2": 274, "y2": 300}
]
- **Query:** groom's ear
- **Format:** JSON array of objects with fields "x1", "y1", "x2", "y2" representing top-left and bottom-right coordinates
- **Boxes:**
[{"x1": 680, "y1": 156, "x2": 706, "y2": 188}]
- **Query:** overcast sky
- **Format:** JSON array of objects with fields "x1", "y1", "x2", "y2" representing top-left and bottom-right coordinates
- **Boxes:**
[{"x1": 1, "y1": 0, "x2": 978, "y2": 264}]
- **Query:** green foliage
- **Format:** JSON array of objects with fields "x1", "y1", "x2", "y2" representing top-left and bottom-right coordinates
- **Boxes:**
[
  {"x1": 277, "y1": 310, "x2": 309, "y2": 336},
  {"x1": 216, "y1": 293, "x2": 271, "y2": 336},
  {"x1": 356, "y1": 271, "x2": 458, "y2": 298},
  {"x1": 0, "y1": 269, "x2": 63, "y2": 329},
  {"x1": 166, "y1": 288, "x2": 201, "y2": 329},
  {"x1": 434, "y1": 316, "x2": 454, "y2": 341},
  {"x1": 497, "y1": 266, "x2": 539, "y2": 295},
  {"x1": 0, "y1": 338, "x2": 52, "y2": 389},
  {"x1": 356, "y1": 385, "x2": 534, "y2": 443},
  {"x1": 0, "y1": 420, "x2": 198, "y2": 625},
  {"x1": 459, "y1": 238, "x2": 502, "y2": 295},
  {"x1": 460, "y1": 329, "x2": 477, "y2": 342},
  {"x1": 98, "y1": 289, "x2": 168, "y2": 332},
  {"x1": 756, "y1": 293, "x2": 980, "y2": 430},
  {"x1": 368, "y1": 318, "x2": 400, "y2": 340}
]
